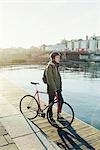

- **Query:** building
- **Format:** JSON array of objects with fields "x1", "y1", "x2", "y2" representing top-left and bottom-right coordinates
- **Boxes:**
[
  {"x1": 41, "y1": 35, "x2": 100, "y2": 53},
  {"x1": 45, "y1": 43, "x2": 66, "y2": 51}
]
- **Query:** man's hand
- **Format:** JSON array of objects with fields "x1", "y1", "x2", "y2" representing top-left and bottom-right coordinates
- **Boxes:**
[{"x1": 55, "y1": 91, "x2": 58, "y2": 96}]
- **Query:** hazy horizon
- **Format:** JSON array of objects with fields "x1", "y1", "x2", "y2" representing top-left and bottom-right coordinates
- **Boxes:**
[{"x1": 0, "y1": 0, "x2": 100, "y2": 48}]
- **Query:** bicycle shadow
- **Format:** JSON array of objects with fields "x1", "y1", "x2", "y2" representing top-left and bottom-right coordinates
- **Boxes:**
[
  {"x1": 30, "y1": 117, "x2": 95, "y2": 150},
  {"x1": 56, "y1": 118, "x2": 95, "y2": 150}
]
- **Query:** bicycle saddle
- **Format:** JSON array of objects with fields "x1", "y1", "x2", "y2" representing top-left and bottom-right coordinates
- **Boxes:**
[{"x1": 30, "y1": 82, "x2": 39, "y2": 85}]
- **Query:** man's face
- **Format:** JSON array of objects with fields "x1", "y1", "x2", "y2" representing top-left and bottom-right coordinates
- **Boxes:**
[{"x1": 54, "y1": 55, "x2": 60, "y2": 63}]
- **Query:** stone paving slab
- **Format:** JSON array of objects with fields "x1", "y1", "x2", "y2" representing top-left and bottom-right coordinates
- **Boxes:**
[
  {"x1": 4, "y1": 134, "x2": 14, "y2": 144},
  {"x1": 0, "y1": 96, "x2": 9, "y2": 105},
  {"x1": 0, "y1": 94, "x2": 19, "y2": 117},
  {"x1": 0, "y1": 104, "x2": 18, "y2": 118},
  {"x1": 0, "y1": 115, "x2": 33, "y2": 138},
  {"x1": 0, "y1": 144, "x2": 19, "y2": 150},
  {"x1": 0, "y1": 122, "x2": 16, "y2": 148},
  {"x1": 0, "y1": 125, "x2": 7, "y2": 136},
  {"x1": 13, "y1": 133, "x2": 45, "y2": 150},
  {"x1": 0, "y1": 136, "x2": 8, "y2": 147}
]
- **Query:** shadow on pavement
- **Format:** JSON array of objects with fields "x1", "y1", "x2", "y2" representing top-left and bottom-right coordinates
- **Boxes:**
[
  {"x1": 56, "y1": 118, "x2": 95, "y2": 150},
  {"x1": 31, "y1": 116, "x2": 95, "y2": 150}
]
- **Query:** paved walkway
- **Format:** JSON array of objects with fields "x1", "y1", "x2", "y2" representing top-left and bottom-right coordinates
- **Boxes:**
[{"x1": 0, "y1": 75, "x2": 61, "y2": 150}]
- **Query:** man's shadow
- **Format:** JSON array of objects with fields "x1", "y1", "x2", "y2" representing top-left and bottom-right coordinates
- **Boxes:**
[{"x1": 56, "y1": 118, "x2": 95, "y2": 150}]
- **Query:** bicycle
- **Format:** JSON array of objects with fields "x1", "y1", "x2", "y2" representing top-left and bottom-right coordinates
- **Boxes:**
[{"x1": 19, "y1": 82, "x2": 74, "y2": 129}]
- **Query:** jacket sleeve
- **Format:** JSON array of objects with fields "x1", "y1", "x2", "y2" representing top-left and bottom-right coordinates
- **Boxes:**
[{"x1": 46, "y1": 65, "x2": 57, "y2": 91}]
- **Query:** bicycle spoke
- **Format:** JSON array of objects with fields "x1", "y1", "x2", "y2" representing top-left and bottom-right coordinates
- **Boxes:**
[
  {"x1": 20, "y1": 95, "x2": 39, "y2": 120},
  {"x1": 47, "y1": 101, "x2": 74, "y2": 129}
]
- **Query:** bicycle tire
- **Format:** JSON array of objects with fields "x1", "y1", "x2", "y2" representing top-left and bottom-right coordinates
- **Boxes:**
[
  {"x1": 47, "y1": 101, "x2": 74, "y2": 129},
  {"x1": 19, "y1": 95, "x2": 39, "y2": 120}
]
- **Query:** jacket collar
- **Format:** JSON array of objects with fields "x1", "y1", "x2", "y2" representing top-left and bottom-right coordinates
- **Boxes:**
[
  {"x1": 48, "y1": 61, "x2": 59, "y2": 69},
  {"x1": 48, "y1": 61, "x2": 55, "y2": 66}
]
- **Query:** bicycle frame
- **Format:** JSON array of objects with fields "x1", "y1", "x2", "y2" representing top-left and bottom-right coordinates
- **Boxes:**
[
  {"x1": 32, "y1": 84, "x2": 60, "y2": 113},
  {"x1": 33, "y1": 84, "x2": 48, "y2": 111}
]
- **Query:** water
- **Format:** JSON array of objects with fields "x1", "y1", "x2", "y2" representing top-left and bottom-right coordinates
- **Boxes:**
[{"x1": 0, "y1": 65, "x2": 100, "y2": 130}]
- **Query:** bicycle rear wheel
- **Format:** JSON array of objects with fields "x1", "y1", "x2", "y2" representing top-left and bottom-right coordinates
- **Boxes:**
[
  {"x1": 47, "y1": 101, "x2": 74, "y2": 129},
  {"x1": 19, "y1": 95, "x2": 39, "y2": 120}
]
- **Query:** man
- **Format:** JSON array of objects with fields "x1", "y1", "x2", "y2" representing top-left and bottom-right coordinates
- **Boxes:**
[{"x1": 45, "y1": 51, "x2": 63, "y2": 121}]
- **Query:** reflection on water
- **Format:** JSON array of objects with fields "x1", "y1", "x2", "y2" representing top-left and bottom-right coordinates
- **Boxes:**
[{"x1": 0, "y1": 65, "x2": 100, "y2": 130}]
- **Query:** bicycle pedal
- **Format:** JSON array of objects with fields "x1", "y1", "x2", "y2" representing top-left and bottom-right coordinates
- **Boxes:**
[{"x1": 41, "y1": 113, "x2": 45, "y2": 118}]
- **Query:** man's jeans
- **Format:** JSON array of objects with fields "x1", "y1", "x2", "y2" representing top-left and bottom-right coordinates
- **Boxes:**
[{"x1": 48, "y1": 90, "x2": 63, "y2": 118}]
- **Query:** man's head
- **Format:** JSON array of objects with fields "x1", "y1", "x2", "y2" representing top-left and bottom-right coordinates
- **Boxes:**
[{"x1": 50, "y1": 52, "x2": 61, "y2": 64}]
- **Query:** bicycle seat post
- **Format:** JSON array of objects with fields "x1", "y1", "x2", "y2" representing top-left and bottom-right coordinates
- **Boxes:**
[
  {"x1": 35, "y1": 84, "x2": 41, "y2": 109},
  {"x1": 35, "y1": 84, "x2": 38, "y2": 92}
]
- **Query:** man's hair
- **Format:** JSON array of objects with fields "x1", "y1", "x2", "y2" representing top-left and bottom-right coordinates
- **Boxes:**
[{"x1": 50, "y1": 51, "x2": 61, "y2": 60}]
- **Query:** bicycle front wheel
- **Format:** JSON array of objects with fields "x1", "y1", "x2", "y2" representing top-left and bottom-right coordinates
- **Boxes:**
[
  {"x1": 19, "y1": 95, "x2": 39, "y2": 120},
  {"x1": 47, "y1": 101, "x2": 74, "y2": 129}
]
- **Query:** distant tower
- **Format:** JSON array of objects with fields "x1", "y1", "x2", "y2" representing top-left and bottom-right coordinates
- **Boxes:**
[
  {"x1": 86, "y1": 35, "x2": 88, "y2": 40},
  {"x1": 86, "y1": 35, "x2": 89, "y2": 49},
  {"x1": 61, "y1": 38, "x2": 67, "y2": 48},
  {"x1": 41, "y1": 44, "x2": 46, "y2": 51},
  {"x1": 93, "y1": 33, "x2": 96, "y2": 38}
]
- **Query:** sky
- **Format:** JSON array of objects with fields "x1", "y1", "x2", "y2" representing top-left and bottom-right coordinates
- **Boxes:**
[{"x1": 0, "y1": 0, "x2": 100, "y2": 48}]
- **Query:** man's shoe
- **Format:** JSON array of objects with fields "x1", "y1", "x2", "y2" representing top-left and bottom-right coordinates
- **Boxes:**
[
  {"x1": 57, "y1": 114, "x2": 62, "y2": 119},
  {"x1": 57, "y1": 114, "x2": 65, "y2": 121}
]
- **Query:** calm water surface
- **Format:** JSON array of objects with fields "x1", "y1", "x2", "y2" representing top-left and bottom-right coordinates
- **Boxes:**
[{"x1": 0, "y1": 65, "x2": 100, "y2": 130}]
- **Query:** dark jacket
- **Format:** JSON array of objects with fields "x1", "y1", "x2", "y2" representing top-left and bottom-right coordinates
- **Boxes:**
[{"x1": 45, "y1": 61, "x2": 62, "y2": 93}]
